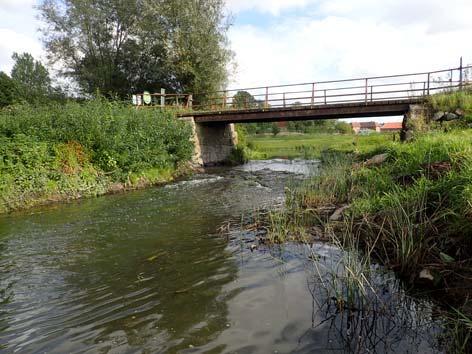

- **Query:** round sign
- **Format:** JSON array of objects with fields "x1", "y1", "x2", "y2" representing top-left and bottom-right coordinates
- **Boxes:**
[{"x1": 143, "y1": 91, "x2": 152, "y2": 105}]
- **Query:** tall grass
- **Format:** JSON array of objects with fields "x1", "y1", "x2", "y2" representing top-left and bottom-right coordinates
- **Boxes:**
[
  {"x1": 253, "y1": 129, "x2": 472, "y2": 351},
  {"x1": 429, "y1": 89, "x2": 472, "y2": 120}
]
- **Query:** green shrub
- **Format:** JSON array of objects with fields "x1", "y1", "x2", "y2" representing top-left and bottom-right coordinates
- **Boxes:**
[{"x1": 0, "y1": 99, "x2": 194, "y2": 180}]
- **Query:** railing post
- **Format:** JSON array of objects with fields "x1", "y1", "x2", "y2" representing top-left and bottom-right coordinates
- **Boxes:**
[
  {"x1": 370, "y1": 86, "x2": 373, "y2": 102},
  {"x1": 364, "y1": 78, "x2": 368, "y2": 104},
  {"x1": 324, "y1": 89, "x2": 327, "y2": 105},
  {"x1": 265, "y1": 87, "x2": 269, "y2": 108},
  {"x1": 459, "y1": 56, "x2": 463, "y2": 91},
  {"x1": 223, "y1": 91, "x2": 227, "y2": 109},
  {"x1": 160, "y1": 88, "x2": 165, "y2": 107},
  {"x1": 283, "y1": 92, "x2": 286, "y2": 108},
  {"x1": 311, "y1": 83, "x2": 315, "y2": 106},
  {"x1": 427, "y1": 73, "x2": 430, "y2": 96},
  {"x1": 187, "y1": 94, "x2": 193, "y2": 109},
  {"x1": 450, "y1": 69, "x2": 453, "y2": 89},
  {"x1": 423, "y1": 82, "x2": 426, "y2": 97}
]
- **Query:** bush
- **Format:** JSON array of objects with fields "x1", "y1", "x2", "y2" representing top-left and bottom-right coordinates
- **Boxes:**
[
  {"x1": 0, "y1": 135, "x2": 107, "y2": 212},
  {"x1": 271, "y1": 123, "x2": 281, "y2": 136},
  {"x1": 0, "y1": 99, "x2": 194, "y2": 180}
]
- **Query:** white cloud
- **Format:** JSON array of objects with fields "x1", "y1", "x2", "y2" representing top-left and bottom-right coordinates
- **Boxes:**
[
  {"x1": 0, "y1": 0, "x2": 36, "y2": 12},
  {"x1": 0, "y1": 28, "x2": 43, "y2": 74},
  {"x1": 228, "y1": 0, "x2": 472, "y2": 122},
  {"x1": 226, "y1": 0, "x2": 313, "y2": 16},
  {"x1": 228, "y1": 0, "x2": 472, "y2": 88},
  {"x1": 317, "y1": 0, "x2": 471, "y2": 33}
]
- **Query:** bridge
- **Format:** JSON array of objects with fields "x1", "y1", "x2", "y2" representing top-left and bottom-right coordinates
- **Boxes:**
[{"x1": 134, "y1": 63, "x2": 470, "y2": 165}]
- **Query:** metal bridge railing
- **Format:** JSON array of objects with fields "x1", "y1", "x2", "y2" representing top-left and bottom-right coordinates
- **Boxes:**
[{"x1": 133, "y1": 61, "x2": 472, "y2": 112}]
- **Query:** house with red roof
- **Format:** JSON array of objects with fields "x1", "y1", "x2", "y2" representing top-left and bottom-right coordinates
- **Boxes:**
[{"x1": 351, "y1": 121, "x2": 402, "y2": 134}]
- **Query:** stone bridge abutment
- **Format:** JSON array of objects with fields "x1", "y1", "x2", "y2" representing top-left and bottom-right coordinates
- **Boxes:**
[{"x1": 180, "y1": 117, "x2": 238, "y2": 166}]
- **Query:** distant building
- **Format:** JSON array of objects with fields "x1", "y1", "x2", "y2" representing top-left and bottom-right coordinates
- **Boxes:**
[
  {"x1": 379, "y1": 122, "x2": 403, "y2": 132},
  {"x1": 351, "y1": 121, "x2": 402, "y2": 134}
]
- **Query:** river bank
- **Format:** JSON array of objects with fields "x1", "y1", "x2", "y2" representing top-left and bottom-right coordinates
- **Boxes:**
[
  {"x1": 246, "y1": 129, "x2": 472, "y2": 352},
  {"x1": 0, "y1": 99, "x2": 194, "y2": 214}
]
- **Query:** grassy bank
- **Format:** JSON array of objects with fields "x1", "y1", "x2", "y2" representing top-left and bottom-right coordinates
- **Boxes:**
[
  {"x1": 247, "y1": 132, "x2": 396, "y2": 159},
  {"x1": 253, "y1": 129, "x2": 472, "y2": 351},
  {"x1": 0, "y1": 99, "x2": 194, "y2": 213}
]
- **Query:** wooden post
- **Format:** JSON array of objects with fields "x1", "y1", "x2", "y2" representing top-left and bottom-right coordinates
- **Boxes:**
[
  {"x1": 364, "y1": 78, "x2": 368, "y2": 104},
  {"x1": 423, "y1": 82, "x2": 426, "y2": 97},
  {"x1": 283, "y1": 92, "x2": 286, "y2": 108},
  {"x1": 324, "y1": 89, "x2": 327, "y2": 105},
  {"x1": 370, "y1": 86, "x2": 373, "y2": 102},
  {"x1": 459, "y1": 56, "x2": 463, "y2": 91},
  {"x1": 223, "y1": 91, "x2": 227, "y2": 109},
  {"x1": 160, "y1": 88, "x2": 165, "y2": 107}
]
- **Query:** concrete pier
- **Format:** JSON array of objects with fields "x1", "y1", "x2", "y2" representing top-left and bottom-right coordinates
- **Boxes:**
[{"x1": 180, "y1": 117, "x2": 238, "y2": 166}]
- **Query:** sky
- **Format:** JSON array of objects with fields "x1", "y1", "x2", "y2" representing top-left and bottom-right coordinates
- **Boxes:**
[{"x1": 1, "y1": 0, "x2": 472, "y2": 121}]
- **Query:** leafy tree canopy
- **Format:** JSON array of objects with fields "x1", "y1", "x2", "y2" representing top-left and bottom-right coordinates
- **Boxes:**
[
  {"x1": 11, "y1": 52, "x2": 52, "y2": 103},
  {"x1": 38, "y1": 0, "x2": 233, "y2": 98},
  {"x1": 0, "y1": 72, "x2": 20, "y2": 108},
  {"x1": 233, "y1": 91, "x2": 259, "y2": 109}
]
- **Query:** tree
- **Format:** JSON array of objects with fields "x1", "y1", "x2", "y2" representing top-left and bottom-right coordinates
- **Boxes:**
[
  {"x1": 11, "y1": 52, "x2": 52, "y2": 103},
  {"x1": 38, "y1": 0, "x2": 232, "y2": 98},
  {"x1": 0, "y1": 72, "x2": 20, "y2": 108},
  {"x1": 335, "y1": 121, "x2": 353, "y2": 134},
  {"x1": 232, "y1": 91, "x2": 257, "y2": 109},
  {"x1": 271, "y1": 123, "x2": 281, "y2": 136}
]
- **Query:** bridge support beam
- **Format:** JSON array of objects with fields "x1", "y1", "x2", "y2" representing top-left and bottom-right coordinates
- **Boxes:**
[
  {"x1": 401, "y1": 104, "x2": 430, "y2": 142},
  {"x1": 180, "y1": 117, "x2": 238, "y2": 166}
]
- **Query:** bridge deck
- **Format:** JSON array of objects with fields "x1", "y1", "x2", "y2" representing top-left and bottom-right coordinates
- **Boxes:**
[
  {"x1": 133, "y1": 62, "x2": 469, "y2": 123},
  {"x1": 179, "y1": 99, "x2": 424, "y2": 124}
]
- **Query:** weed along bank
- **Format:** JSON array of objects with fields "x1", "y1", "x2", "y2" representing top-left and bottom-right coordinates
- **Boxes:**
[{"x1": 0, "y1": 100, "x2": 195, "y2": 213}]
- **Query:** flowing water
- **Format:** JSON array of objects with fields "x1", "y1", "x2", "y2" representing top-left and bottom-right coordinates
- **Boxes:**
[{"x1": 0, "y1": 160, "x2": 446, "y2": 353}]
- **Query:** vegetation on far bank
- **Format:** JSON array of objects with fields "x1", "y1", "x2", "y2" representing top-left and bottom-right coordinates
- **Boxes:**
[
  {"x1": 246, "y1": 132, "x2": 394, "y2": 159},
  {"x1": 0, "y1": 100, "x2": 194, "y2": 213}
]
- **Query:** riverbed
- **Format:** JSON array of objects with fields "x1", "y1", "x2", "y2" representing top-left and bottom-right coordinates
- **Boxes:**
[{"x1": 0, "y1": 160, "x2": 446, "y2": 353}]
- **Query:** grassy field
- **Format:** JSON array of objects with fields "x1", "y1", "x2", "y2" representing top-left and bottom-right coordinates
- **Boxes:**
[{"x1": 247, "y1": 132, "x2": 397, "y2": 159}]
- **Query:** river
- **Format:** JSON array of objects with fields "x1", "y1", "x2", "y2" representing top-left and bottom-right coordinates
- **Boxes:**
[{"x1": 0, "y1": 160, "x2": 446, "y2": 353}]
